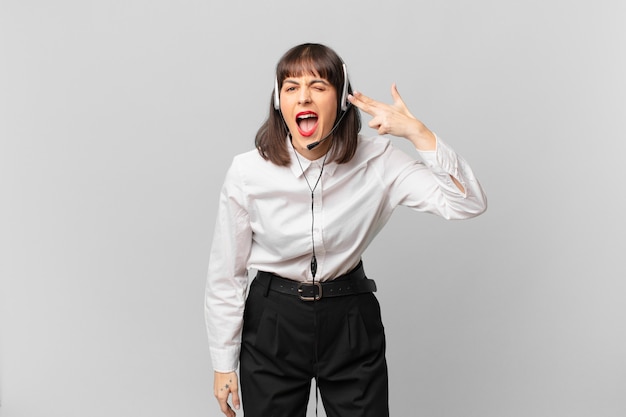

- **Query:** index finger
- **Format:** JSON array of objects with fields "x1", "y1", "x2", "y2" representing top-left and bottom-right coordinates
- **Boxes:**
[{"x1": 348, "y1": 91, "x2": 379, "y2": 116}]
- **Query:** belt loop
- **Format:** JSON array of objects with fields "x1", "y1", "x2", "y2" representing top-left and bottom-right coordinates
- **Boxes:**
[{"x1": 263, "y1": 274, "x2": 272, "y2": 297}]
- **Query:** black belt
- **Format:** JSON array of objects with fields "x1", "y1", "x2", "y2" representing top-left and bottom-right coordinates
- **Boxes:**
[{"x1": 255, "y1": 261, "x2": 377, "y2": 301}]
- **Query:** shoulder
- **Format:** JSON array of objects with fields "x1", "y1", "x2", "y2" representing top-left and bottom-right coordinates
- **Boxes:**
[
  {"x1": 351, "y1": 135, "x2": 391, "y2": 161},
  {"x1": 357, "y1": 134, "x2": 392, "y2": 151},
  {"x1": 351, "y1": 134, "x2": 410, "y2": 165},
  {"x1": 228, "y1": 148, "x2": 280, "y2": 173},
  {"x1": 231, "y1": 148, "x2": 265, "y2": 165},
  {"x1": 344, "y1": 135, "x2": 420, "y2": 180},
  {"x1": 226, "y1": 147, "x2": 291, "y2": 186}
]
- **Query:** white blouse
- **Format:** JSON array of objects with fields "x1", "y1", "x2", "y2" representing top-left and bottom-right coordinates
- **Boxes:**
[{"x1": 205, "y1": 134, "x2": 487, "y2": 372}]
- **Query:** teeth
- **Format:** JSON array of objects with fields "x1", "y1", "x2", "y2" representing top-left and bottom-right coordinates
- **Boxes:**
[{"x1": 297, "y1": 114, "x2": 316, "y2": 120}]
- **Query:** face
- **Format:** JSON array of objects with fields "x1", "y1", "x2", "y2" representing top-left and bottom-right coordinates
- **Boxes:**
[{"x1": 279, "y1": 72, "x2": 338, "y2": 156}]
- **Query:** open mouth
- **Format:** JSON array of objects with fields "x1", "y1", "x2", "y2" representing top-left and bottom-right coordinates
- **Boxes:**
[{"x1": 296, "y1": 111, "x2": 319, "y2": 137}]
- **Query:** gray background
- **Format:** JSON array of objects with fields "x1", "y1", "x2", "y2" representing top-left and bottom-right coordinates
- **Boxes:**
[{"x1": 1, "y1": 0, "x2": 625, "y2": 416}]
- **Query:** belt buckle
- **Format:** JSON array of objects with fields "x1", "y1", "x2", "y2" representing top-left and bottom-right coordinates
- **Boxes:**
[{"x1": 298, "y1": 282, "x2": 322, "y2": 301}]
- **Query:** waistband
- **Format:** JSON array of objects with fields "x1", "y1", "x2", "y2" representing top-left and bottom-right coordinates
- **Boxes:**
[{"x1": 254, "y1": 261, "x2": 377, "y2": 301}]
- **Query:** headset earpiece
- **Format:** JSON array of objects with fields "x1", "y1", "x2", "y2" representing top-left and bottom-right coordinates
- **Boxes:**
[
  {"x1": 274, "y1": 77, "x2": 280, "y2": 110},
  {"x1": 339, "y1": 63, "x2": 349, "y2": 112},
  {"x1": 273, "y1": 63, "x2": 350, "y2": 112}
]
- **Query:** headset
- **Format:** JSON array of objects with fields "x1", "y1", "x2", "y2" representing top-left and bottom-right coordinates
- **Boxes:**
[{"x1": 274, "y1": 63, "x2": 350, "y2": 112}]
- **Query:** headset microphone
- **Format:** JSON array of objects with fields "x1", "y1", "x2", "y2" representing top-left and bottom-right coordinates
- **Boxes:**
[{"x1": 307, "y1": 141, "x2": 322, "y2": 151}]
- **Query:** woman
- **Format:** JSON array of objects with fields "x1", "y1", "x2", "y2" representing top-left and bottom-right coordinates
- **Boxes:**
[{"x1": 205, "y1": 43, "x2": 487, "y2": 417}]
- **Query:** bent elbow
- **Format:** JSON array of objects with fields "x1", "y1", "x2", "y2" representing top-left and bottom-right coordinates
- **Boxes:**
[
  {"x1": 445, "y1": 192, "x2": 488, "y2": 220},
  {"x1": 464, "y1": 191, "x2": 488, "y2": 219}
]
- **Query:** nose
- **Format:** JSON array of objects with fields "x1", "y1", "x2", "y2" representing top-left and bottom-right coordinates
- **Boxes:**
[{"x1": 298, "y1": 88, "x2": 311, "y2": 104}]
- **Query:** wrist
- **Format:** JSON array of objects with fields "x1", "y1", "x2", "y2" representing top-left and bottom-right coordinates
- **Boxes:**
[{"x1": 407, "y1": 121, "x2": 436, "y2": 150}]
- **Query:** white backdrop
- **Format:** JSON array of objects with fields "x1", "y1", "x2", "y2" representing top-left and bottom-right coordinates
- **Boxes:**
[{"x1": 1, "y1": 1, "x2": 625, "y2": 416}]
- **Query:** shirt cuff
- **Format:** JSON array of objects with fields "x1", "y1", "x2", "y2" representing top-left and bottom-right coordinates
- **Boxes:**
[{"x1": 210, "y1": 345, "x2": 241, "y2": 373}]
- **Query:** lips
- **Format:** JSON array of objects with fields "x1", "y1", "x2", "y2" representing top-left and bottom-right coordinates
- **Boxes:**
[{"x1": 296, "y1": 111, "x2": 319, "y2": 137}]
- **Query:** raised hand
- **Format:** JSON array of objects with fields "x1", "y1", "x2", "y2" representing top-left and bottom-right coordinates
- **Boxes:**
[{"x1": 348, "y1": 83, "x2": 436, "y2": 151}]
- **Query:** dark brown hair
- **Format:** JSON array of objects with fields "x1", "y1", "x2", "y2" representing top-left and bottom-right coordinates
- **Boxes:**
[{"x1": 255, "y1": 43, "x2": 361, "y2": 166}]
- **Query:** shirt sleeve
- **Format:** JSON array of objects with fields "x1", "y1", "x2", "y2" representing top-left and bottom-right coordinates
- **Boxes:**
[
  {"x1": 204, "y1": 157, "x2": 252, "y2": 372},
  {"x1": 388, "y1": 134, "x2": 487, "y2": 219}
]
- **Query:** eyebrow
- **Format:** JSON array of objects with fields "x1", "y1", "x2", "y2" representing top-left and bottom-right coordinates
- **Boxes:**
[{"x1": 283, "y1": 78, "x2": 330, "y2": 87}]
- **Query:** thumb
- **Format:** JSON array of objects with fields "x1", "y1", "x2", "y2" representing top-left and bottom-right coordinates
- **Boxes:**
[
  {"x1": 390, "y1": 83, "x2": 404, "y2": 105},
  {"x1": 391, "y1": 83, "x2": 416, "y2": 118}
]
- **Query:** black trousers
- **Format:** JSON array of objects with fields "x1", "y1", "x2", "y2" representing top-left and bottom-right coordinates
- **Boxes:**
[{"x1": 239, "y1": 271, "x2": 389, "y2": 417}]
